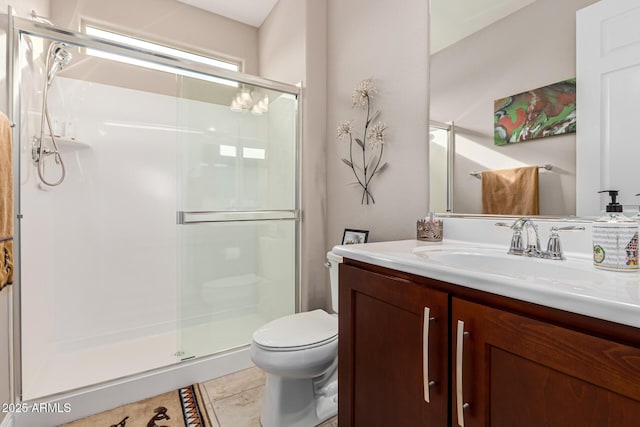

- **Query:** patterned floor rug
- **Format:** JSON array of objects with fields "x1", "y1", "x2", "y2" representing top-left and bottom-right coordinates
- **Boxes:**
[{"x1": 59, "y1": 384, "x2": 212, "y2": 427}]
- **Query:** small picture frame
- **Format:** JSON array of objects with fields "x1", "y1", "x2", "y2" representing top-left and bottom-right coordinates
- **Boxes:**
[{"x1": 342, "y1": 228, "x2": 369, "y2": 245}]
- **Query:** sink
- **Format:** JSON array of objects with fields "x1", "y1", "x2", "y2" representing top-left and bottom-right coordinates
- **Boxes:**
[{"x1": 412, "y1": 247, "x2": 607, "y2": 285}]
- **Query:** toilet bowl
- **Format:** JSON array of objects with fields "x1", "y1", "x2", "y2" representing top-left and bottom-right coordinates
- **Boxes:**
[{"x1": 250, "y1": 251, "x2": 342, "y2": 427}]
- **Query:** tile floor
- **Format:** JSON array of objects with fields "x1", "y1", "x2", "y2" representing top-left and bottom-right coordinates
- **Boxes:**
[{"x1": 200, "y1": 365, "x2": 338, "y2": 427}]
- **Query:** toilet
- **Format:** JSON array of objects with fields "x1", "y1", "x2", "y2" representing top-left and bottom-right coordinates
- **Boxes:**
[{"x1": 250, "y1": 251, "x2": 342, "y2": 427}]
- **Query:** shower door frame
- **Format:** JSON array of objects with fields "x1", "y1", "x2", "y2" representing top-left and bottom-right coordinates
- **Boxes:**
[
  {"x1": 5, "y1": 7, "x2": 302, "y2": 402},
  {"x1": 429, "y1": 120, "x2": 455, "y2": 213}
]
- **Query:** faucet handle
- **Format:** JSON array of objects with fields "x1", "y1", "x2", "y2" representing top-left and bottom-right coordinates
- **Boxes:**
[
  {"x1": 495, "y1": 221, "x2": 525, "y2": 254},
  {"x1": 509, "y1": 229, "x2": 525, "y2": 255},
  {"x1": 495, "y1": 218, "x2": 530, "y2": 230},
  {"x1": 494, "y1": 222, "x2": 524, "y2": 255},
  {"x1": 545, "y1": 226, "x2": 585, "y2": 260}
]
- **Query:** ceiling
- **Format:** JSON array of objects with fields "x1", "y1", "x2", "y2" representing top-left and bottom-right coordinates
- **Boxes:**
[
  {"x1": 176, "y1": 0, "x2": 279, "y2": 27},
  {"x1": 430, "y1": 0, "x2": 536, "y2": 53},
  {"x1": 176, "y1": 0, "x2": 533, "y2": 50}
]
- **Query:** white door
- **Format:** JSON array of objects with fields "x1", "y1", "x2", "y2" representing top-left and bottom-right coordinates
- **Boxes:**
[{"x1": 576, "y1": 0, "x2": 640, "y2": 216}]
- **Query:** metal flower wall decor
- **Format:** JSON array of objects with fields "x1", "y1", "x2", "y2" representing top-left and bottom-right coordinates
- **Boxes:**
[{"x1": 337, "y1": 78, "x2": 388, "y2": 205}]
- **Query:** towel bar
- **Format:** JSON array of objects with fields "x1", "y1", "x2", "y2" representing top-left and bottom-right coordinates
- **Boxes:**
[{"x1": 469, "y1": 164, "x2": 552, "y2": 179}]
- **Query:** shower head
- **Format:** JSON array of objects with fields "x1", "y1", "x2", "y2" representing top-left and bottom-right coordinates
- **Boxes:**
[{"x1": 47, "y1": 44, "x2": 72, "y2": 85}]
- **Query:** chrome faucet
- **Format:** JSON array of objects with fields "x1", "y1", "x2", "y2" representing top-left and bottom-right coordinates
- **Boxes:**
[
  {"x1": 495, "y1": 217, "x2": 539, "y2": 256},
  {"x1": 496, "y1": 218, "x2": 584, "y2": 260}
]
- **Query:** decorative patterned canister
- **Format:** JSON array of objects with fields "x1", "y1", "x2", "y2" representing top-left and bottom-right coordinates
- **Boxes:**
[
  {"x1": 592, "y1": 191, "x2": 639, "y2": 271},
  {"x1": 417, "y1": 214, "x2": 443, "y2": 242}
]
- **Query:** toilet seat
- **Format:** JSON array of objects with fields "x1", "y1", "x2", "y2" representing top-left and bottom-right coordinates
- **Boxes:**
[
  {"x1": 254, "y1": 334, "x2": 337, "y2": 352},
  {"x1": 253, "y1": 309, "x2": 338, "y2": 352}
]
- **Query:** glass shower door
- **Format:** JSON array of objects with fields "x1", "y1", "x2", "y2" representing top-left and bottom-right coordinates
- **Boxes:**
[{"x1": 176, "y1": 77, "x2": 299, "y2": 360}]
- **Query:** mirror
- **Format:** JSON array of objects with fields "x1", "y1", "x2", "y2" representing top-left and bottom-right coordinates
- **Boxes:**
[{"x1": 429, "y1": 0, "x2": 598, "y2": 216}]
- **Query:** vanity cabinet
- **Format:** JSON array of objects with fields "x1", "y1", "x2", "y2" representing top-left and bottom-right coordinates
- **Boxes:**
[
  {"x1": 338, "y1": 263, "x2": 449, "y2": 426},
  {"x1": 339, "y1": 260, "x2": 640, "y2": 427}
]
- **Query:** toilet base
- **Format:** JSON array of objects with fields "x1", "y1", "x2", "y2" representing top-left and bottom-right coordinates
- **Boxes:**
[{"x1": 260, "y1": 364, "x2": 337, "y2": 427}]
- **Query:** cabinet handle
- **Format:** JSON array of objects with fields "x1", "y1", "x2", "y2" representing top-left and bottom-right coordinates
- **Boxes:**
[
  {"x1": 456, "y1": 320, "x2": 471, "y2": 427},
  {"x1": 423, "y1": 307, "x2": 436, "y2": 403}
]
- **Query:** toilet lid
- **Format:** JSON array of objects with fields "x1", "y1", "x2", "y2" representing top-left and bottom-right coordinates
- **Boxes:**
[{"x1": 253, "y1": 309, "x2": 338, "y2": 349}]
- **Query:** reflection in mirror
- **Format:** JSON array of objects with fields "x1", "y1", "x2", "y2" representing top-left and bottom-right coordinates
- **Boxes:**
[
  {"x1": 429, "y1": 121, "x2": 454, "y2": 213},
  {"x1": 429, "y1": 0, "x2": 598, "y2": 216}
]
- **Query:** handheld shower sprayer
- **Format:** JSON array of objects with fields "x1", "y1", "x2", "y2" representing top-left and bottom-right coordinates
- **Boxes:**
[
  {"x1": 47, "y1": 45, "x2": 72, "y2": 85},
  {"x1": 33, "y1": 42, "x2": 73, "y2": 187}
]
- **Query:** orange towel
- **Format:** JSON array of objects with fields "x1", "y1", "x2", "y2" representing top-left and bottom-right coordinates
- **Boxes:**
[
  {"x1": 0, "y1": 112, "x2": 13, "y2": 290},
  {"x1": 481, "y1": 166, "x2": 539, "y2": 215}
]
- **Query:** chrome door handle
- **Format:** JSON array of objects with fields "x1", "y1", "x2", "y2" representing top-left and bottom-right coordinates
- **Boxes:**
[
  {"x1": 423, "y1": 307, "x2": 436, "y2": 403},
  {"x1": 456, "y1": 320, "x2": 470, "y2": 427}
]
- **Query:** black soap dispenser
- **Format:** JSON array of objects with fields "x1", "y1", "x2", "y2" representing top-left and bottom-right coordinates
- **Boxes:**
[
  {"x1": 592, "y1": 190, "x2": 639, "y2": 271},
  {"x1": 599, "y1": 190, "x2": 623, "y2": 213}
]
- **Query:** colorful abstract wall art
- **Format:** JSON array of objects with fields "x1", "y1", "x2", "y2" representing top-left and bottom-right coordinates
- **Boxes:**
[{"x1": 494, "y1": 78, "x2": 576, "y2": 146}]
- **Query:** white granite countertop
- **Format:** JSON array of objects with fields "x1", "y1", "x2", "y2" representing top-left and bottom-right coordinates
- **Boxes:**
[{"x1": 333, "y1": 239, "x2": 640, "y2": 329}]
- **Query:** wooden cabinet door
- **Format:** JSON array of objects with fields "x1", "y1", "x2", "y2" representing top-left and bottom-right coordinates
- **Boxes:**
[
  {"x1": 338, "y1": 264, "x2": 448, "y2": 427},
  {"x1": 452, "y1": 297, "x2": 640, "y2": 427}
]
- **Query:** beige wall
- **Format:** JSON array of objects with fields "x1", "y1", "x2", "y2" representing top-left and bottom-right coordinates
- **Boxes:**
[
  {"x1": 0, "y1": 1, "x2": 48, "y2": 20},
  {"x1": 326, "y1": 0, "x2": 430, "y2": 244},
  {"x1": 48, "y1": 0, "x2": 259, "y2": 100},
  {"x1": 260, "y1": 0, "x2": 329, "y2": 311},
  {"x1": 50, "y1": 0, "x2": 258, "y2": 73},
  {"x1": 259, "y1": 0, "x2": 305, "y2": 84},
  {"x1": 430, "y1": 0, "x2": 597, "y2": 216}
]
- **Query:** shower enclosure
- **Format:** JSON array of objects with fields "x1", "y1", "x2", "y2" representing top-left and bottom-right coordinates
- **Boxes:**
[{"x1": 6, "y1": 11, "x2": 299, "y2": 401}]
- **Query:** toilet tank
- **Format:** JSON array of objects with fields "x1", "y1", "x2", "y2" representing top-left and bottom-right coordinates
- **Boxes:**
[{"x1": 326, "y1": 251, "x2": 343, "y2": 313}]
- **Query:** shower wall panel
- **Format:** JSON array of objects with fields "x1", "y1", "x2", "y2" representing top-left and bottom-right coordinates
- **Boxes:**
[{"x1": 21, "y1": 76, "x2": 179, "y2": 398}]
